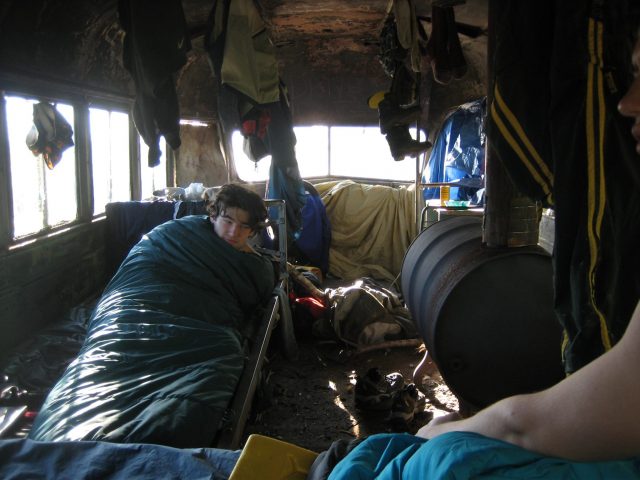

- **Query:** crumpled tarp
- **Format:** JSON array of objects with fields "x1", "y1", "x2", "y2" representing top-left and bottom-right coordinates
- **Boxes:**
[
  {"x1": 422, "y1": 98, "x2": 486, "y2": 204},
  {"x1": 313, "y1": 278, "x2": 417, "y2": 347},
  {"x1": 29, "y1": 215, "x2": 274, "y2": 448},
  {"x1": 315, "y1": 180, "x2": 417, "y2": 282},
  {"x1": 0, "y1": 299, "x2": 96, "y2": 407}
]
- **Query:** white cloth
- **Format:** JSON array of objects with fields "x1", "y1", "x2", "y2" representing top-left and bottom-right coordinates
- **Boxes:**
[{"x1": 315, "y1": 180, "x2": 418, "y2": 282}]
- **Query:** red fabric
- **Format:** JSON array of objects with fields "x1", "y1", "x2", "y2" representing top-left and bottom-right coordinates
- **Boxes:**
[
  {"x1": 241, "y1": 110, "x2": 271, "y2": 139},
  {"x1": 294, "y1": 296, "x2": 326, "y2": 319}
]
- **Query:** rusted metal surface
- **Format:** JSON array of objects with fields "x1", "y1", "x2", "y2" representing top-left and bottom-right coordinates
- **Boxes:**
[{"x1": 401, "y1": 216, "x2": 564, "y2": 410}]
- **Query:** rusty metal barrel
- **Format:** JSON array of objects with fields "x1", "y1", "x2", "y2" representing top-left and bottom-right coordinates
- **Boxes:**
[{"x1": 401, "y1": 215, "x2": 564, "y2": 410}]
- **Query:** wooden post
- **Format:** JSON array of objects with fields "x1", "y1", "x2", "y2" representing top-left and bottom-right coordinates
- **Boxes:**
[
  {"x1": 75, "y1": 103, "x2": 94, "y2": 221},
  {"x1": 483, "y1": 0, "x2": 510, "y2": 247},
  {"x1": 129, "y1": 119, "x2": 141, "y2": 201},
  {"x1": 0, "y1": 96, "x2": 13, "y2": 248},
  {"x1": 482, "y1": 0, "x2": 539, "y2": 248}
]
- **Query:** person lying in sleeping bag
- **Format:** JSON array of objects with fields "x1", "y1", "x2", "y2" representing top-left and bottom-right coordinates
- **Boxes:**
[{"x1": 29, "y1": 183, "x2": 275, "y2": 447}]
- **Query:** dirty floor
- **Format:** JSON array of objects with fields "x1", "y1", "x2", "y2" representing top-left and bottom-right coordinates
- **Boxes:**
[{"x1": 242, "y1": 335, "x2": 459, "y2": 453}]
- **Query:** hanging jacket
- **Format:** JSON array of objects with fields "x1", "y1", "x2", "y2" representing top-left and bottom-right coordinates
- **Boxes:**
[
  {"x1": 119, "y1": 0, "x2": 190, "y2": 167},
  {"x1": 488, "y1": 0, "x2": 640, "y2": 373}
]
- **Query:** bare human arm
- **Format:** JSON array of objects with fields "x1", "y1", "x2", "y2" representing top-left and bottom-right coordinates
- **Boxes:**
[{"x1": 417, "y1": 300, "x2": 640, "y2": 462}]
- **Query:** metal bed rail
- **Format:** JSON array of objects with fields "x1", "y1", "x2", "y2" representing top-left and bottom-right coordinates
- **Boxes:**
[
  {"x1": 215, "y1": 281, "x2": 284, "y2": 449},
  {"x1": 215, "y1": 197, "x2": 296, "y2": 449}
]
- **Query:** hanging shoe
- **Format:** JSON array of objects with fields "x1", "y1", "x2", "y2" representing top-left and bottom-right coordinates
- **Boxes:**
[
  {"x1": 354, "y1": 367, "x2": 405, "y2": 411},
  {"x1": 378, "y1": 97, "x2": 422, "y2": 135},
  {"x1": 386, "y1": 127, "x2": 432, "y2": 161},
  {"x1": 388, "y1": 383, "x2": 426, "y2": 430}
]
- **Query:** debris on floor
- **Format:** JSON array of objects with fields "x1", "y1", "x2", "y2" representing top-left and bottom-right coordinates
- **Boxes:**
[{"x1": 242, "y1": 337, "x2": 459, "y2": 453}]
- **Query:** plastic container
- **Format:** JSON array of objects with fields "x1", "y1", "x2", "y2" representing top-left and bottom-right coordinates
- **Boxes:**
[
  {"x1": 440, "y1": 185, "x2": 450, "y2": 206},
  {"x1": 229, "y1": 434, "x2": 318, "y2": 480}
]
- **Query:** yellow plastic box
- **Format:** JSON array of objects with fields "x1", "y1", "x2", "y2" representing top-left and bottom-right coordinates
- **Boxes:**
[{"x1": 229, "y1": 434, "x2": 319, "y2": 480}]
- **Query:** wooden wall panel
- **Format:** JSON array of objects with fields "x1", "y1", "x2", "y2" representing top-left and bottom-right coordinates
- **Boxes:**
[{"x1": 0, "y1": 221, "x2": 108, "y2": 361}]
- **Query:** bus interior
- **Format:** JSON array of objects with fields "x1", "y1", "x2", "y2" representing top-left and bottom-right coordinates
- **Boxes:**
[{"x1": 1, "y1": 0, "x2": 640, "y2": 476}]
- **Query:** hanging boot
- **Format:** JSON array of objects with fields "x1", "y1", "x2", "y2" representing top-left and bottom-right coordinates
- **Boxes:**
[
  {"x1": 386, "y1": 126, "x2": 431, "y2": 161},
  {"x1": 426, "y1": 5, "x2": 453, "y2": 85},
  {"x1": 391, "y1": 63, "x2": 419, "y2": 107},
  {"x1": 444, "y1": 6, "x2": 467, "y2": 79},
  {"x1": 378, "y1": 94, "x2": 422, "y2": 135}
]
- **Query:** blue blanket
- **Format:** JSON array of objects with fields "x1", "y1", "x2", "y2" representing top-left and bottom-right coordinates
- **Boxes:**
[
  {"x1": 328, "y1": 432, "x2": 640, "y2": 479},
  {"x1": 29, "y1": 215, "x2": 274, "y2": 447},
  {"x1": 0, "y1": 438, "x2": 240, "y2": 480}
]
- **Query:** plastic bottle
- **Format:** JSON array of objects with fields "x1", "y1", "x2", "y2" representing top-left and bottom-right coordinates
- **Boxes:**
[{"x1": 440, "y1": 185, "x2": 450, "y2": 207}]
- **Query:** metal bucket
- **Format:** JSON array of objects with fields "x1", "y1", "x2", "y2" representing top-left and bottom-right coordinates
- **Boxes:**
[{"x1": 401, "y1": 216, "x2": 564, "y2": 409}]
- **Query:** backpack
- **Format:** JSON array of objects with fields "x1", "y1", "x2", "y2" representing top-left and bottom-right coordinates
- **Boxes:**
[{"x1": 291, "y1": 182, "x2": 332, "y2": 274}]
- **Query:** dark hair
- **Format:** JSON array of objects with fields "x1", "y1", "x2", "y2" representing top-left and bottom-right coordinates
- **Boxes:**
[{"x1": 206, "y1": 183, "x2": 267, "y2": 232}]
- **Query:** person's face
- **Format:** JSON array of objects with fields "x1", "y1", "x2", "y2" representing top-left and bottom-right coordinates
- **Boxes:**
[
  {"x1": 618, "y1": 37, "x2": 640, "y2": 154},
  {"x1": 211, "y1": 207, "x2": 254, "y2": 251}
]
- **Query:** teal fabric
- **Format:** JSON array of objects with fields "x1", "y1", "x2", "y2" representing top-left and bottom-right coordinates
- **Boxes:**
[
  {"x1": 328, "y1": 432, "x2": 640, "y2": 479},
  {"x1": 29, "y1": 216, "x2": 274, "y2": 448}
]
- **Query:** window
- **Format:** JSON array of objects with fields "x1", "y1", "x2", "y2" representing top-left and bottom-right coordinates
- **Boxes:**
[
  {"x1": 330, "y1": 127, "x2": 417, "y2": 181},
  {"x1": 233, "y1": 126, "x2": 329, "y2": 181},
  {"x1": 290, "y1": 126, "x2": 329, "y2": 177},
  {"x1": 5, "y1": 96, "x2": 77, "y2": 238},
  {"x1": 90, "y1": 107, "x2": 131, "y2": 214},
  {"x1": 140, "y1": 138, "x2": 167, "y2": 200},
  {"x1": 233, "y1": 131, "x2": 270, "y2": 182},
  {"x1": 233, "y1": 126, "x2": 419, "y2": 182},
  {"x1": 2, "y1": 90, "x2": 172, "y2": 242}
]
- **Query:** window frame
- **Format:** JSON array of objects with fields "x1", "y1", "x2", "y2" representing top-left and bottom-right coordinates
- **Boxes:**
[
  {"x1": 232, "y1": 125, "x2": 422, "y2": 184},
  {"x1": 89, "y1": 105, "x2": 134, "y2": 215},
  {"x1": 4, "y1": 94, "x2": 82, "y2": 240},
  {"x1": 0, "y1": 96, "x2": 14, "y2": 249},
  {"x1": 139, "y1": 135, "x2": 170, "y2": 201},
  {"x1": 0, "y1": 73, "x2": 154, "y2": 249}
]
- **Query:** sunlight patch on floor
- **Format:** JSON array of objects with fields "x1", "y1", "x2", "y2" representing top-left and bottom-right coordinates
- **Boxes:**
[{"x1": 329, "y1": 379, "x2": 360, "y2": 437}]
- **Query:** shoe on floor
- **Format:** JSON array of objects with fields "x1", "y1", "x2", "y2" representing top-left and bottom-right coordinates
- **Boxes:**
[
  {"x1": 388, "y1": 383, "x2": 426, "y2": 428},
  {"x1": 354, "y1": 367, "x2": 405, "y2": 411}
]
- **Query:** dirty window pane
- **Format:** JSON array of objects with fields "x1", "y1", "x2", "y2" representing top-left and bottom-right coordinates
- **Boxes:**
[
  {"x1": 90, "y1": 108, "x2": 131, "y2": 214},
  {"x1": 233, "y1": 126, "x2": 329, "y2": 182},
  {"x1": 330, "y1": 126, "x2": 416, "y2": 181},
  {"x1": 140, "y1": 139, "x2": 167, "y2": 199},
  {"x1": 234, "y1": 126, "x2": 418, "y2": 183},
  {"x1": 232, "y1": 130, "x2": 271, "y2": 182},
  {"x1": 5, "y1": 95, "x2": 77, "y2": 239},
  {"x1": 294, "y1": 126, "x2": 329, "y2": 177}
]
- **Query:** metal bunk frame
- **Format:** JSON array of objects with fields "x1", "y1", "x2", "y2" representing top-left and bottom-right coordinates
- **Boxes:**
[{"x1": 214, "y1": 199, "x2": 296, "y2": 449}]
